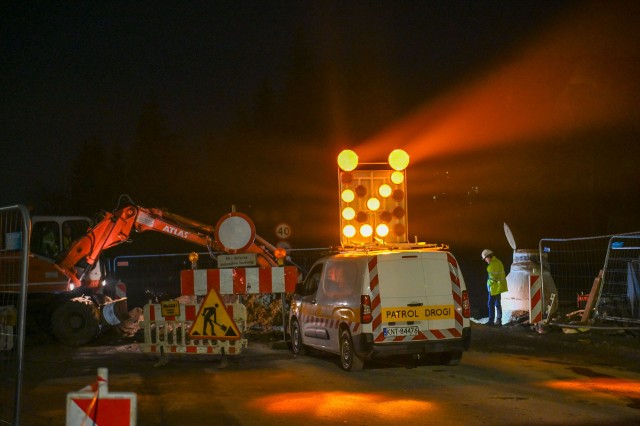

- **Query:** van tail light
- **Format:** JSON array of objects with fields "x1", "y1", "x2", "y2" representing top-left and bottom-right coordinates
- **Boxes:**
[
  {"x1": 361, "y1": 295, "x2": 373, "y2": 324},
  {"x1": 462, "y1": 290, "x2": 470, "y2": 318}
]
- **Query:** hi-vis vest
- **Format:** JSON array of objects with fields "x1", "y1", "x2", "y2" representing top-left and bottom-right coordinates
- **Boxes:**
[{"x1": 486, "y1": 257, "x2": 508, "y2": 296}]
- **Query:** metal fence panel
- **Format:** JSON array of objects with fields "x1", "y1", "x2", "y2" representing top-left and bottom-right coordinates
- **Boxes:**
[
  {"x1": 597, "y1": 235, "x2": 640, "y2": 324},
  {"x1": 539, "y1": 232, "x2": 640, "y2": 320},
  {"x1": 0, "y1": 205, "x2": 30, "y2": 426},
  {"x1": 539, "y1": 235, "x2": 610, "y2": 316}
]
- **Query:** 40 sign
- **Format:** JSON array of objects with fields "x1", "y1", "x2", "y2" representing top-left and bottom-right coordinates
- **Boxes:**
[{"x1": 275, "y1": 223, "x2": 292, "y2": 240}]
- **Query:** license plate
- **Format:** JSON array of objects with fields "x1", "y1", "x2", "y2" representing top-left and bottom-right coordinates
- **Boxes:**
[{"x1": 383, "y1": 326, "x2": 419, "y2": 337}]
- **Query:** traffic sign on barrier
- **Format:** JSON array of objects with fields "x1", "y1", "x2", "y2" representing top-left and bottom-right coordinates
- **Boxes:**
[{"x1": 189, "y1": 289, "x2": 241, "y2": 340}]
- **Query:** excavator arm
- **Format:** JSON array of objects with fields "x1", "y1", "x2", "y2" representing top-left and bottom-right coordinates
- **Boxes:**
[{"x1": 55, "y1": 202, "x2": 277, "y2": 287}]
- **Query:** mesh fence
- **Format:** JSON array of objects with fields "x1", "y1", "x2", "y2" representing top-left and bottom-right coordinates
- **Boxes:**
[
  {"x1": 597, "y1": 235, "x2": 640, "y2": 324},
  {"x1": 539, "y1": 232, "x2": 640, "y2": 322},
  {"x1": 0, "y1": 205, "x2": 30, "y2": 426}
]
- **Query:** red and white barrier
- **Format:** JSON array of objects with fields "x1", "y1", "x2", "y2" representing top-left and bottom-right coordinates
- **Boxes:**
[
  {"x1": 529, "y1": 274, "x2": 543, "y2": 324},
  {"x1": 180, "y1": 266, "x2": 298, "y2": 296},
  {"x1": 140, "y1": 300, "x2": 248, "y2": 355},
  {"x1": 115, "y1": 280, "x2": 127, "y2": 299},
  {"x1": 66, "y1": 368, "x2": 136, "y2": 426},
  {"x1": 140, "y1": 266, "x2": 296, "y2": 358}
]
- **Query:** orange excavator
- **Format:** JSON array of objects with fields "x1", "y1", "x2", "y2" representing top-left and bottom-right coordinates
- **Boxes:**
[{"x1": 50, "y1": 194, "x2": 285, "y2": 346}]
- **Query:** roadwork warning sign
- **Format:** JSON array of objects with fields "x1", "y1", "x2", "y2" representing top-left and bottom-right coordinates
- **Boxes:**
[{"x1": 189, "y1": 289, "x2": 241, "y2": 340}]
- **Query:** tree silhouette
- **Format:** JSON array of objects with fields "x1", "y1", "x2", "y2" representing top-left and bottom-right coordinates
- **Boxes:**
[
  {"x1": 68, "y1": 137, "x2": 113, "y2": 216},
  {"x1": 128, "y1": 101, "x2": 187, "y2": 208}
]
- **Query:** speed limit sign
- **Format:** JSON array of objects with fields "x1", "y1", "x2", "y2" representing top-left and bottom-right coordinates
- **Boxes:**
[{"x1": 275, "y1": 223, "x2": 292, "y2": 240}]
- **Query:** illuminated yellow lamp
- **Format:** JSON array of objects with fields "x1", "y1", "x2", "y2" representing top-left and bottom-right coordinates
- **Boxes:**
[
  {"x1": 342, "y1": 207, "x2": 356, "y2": 221},
  {"x1": 366, "y1": 197, "x2": 381, "y2": 211},
  {"x1": 392, "y1": 189, "x2": 405, "y2": 202},
  {"x1": 378, "y1": 184, "x2": 392, "y2": 198},
  {"x1": 356, "y1": 211, "x2": 368, "y2": 223},
  {"x1": 390, "y1": 170, "x2": 404, "y2": 184},
  {"x1": 388, "y1": 149, "x2": 410, "y2": 171},
  {"x1": 343, "y1": 224, "x2": 356, "y2": 238},
  {"x1": 376, "y1": 223, "x2": 389, "y2": 237},
  {"x1": 360, "y1": 224, "x2": 373, "y2": 237},
  {"x1": 341, "y1": 188, "x2": 355, "y2": 203},
  {"x1": 337, "y1": 149, "x2": 358, "y2": 172}
]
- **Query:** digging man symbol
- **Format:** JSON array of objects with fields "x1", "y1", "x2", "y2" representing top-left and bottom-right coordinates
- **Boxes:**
[{"x1": 203, "y1": 303, "x2": 222, "y2": 336}]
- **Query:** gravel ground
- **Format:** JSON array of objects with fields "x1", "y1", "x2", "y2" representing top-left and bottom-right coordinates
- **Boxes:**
[{"x1": 468, "y1": 319, "x2": 640, "y2": 371}]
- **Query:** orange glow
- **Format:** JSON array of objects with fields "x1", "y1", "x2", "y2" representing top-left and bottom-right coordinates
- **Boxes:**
[
  {"x1": 545, "y1": 378, "x2": 640, "y2": 397},
  {"x1": 253, "y1": 391, "x2": 435, "y2": 419},
  {"x1": 355, "y1": 2, "x2": 640, "y2": 164},
  {"x1": 274, "y1": 248, "x2": 287, "y2": 259}
]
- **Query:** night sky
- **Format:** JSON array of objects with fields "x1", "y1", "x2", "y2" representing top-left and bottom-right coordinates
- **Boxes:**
[{"x1": 2, "y1": 1, "x2": 640, "y2": 265}]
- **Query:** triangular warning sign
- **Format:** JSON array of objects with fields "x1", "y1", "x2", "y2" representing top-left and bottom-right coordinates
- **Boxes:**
[{"x1": 189, "y1": 289, "x2": 241, "y2": 340}]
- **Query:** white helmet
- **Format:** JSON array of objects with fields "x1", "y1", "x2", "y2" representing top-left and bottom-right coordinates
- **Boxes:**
[{"x1": 481, "y1": 249, "x2": 493, "y2": 259}]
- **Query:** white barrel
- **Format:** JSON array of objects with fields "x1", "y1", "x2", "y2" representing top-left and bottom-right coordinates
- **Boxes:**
[{"x1": 502, "y1": 249, "x2": 557, "y2": 322}]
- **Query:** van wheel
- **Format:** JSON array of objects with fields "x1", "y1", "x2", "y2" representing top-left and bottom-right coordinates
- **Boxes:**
[
  {"x1": 442, "y1": 350, "x2": 462, "y2": 366},
  {"x1": 290, "y1": 319, "x2": 306, "y2": 356},
  {"x1": 340, "y1": 329, "x2": 364, "y2": 371}
]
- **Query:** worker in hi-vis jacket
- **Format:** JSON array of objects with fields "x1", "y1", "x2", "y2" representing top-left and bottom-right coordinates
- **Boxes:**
[{"x1": 482, "y1": 249, "x2": 508, "y2": 326}]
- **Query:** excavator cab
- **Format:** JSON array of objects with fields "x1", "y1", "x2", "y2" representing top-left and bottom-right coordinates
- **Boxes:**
[
  {"x1": 0, "y1": 216, "x2": 112, "y2": 347},
  {"x1": 26, "y1": 216, "x2": 104, "y2": 293},
  {"x1": 31, "y1": 217, "x2": 93, "y2": 260}
]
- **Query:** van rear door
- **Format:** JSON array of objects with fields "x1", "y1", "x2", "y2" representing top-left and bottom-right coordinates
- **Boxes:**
[{"x1": 375, "y1": 251, "x2": 457, "y2": 340}]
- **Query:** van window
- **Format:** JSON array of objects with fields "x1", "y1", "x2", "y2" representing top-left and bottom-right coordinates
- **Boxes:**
[
  {"x1": 301, "y1": 264, "x2": 323, "y2": 296},
  {"x1": 31, "y1": 221, "x2": 60, "y2": 259},
  {"x1": 323, "y1": 261, "x2": 357, "y2": 298}
]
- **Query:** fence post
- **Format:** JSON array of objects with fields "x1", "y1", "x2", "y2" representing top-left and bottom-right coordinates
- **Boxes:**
[{"x1": 0, "y1": 204, "x2": 31, "y2": 426}]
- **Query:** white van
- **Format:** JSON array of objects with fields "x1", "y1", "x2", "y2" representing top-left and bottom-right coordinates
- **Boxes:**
[{"x1": 289, "y1": 247, "x2": 471, "y2": 370}]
